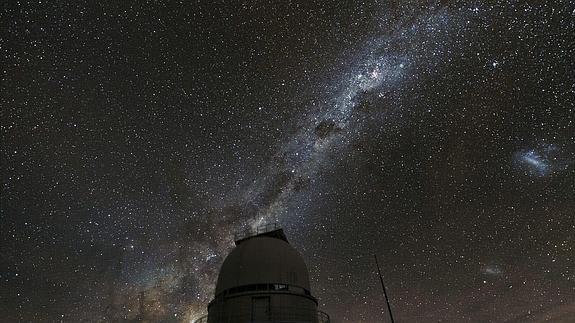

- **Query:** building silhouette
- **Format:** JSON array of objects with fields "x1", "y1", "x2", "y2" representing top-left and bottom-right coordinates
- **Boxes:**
[{"x1": 196, "y1": 223, "x2": 330, "y2": 323}]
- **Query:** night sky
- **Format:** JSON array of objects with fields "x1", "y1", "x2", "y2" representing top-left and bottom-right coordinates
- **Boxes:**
[{"x1": 2, "y1": 1, "x2": 575, "y2": 322}]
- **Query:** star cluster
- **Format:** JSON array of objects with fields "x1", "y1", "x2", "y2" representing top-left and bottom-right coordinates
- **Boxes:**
[{"x1": 2, "y1": 1, "x2": 574, "y2": 322}]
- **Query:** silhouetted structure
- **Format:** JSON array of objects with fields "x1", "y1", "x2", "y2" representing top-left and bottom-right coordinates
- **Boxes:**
[{"x1": 195, "y1": 223, "x2": 330, "y2": 323}]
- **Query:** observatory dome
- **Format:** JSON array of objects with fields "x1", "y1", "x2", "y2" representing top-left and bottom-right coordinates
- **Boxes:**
[{"x1": 215, "y1": 235, "x2": 311, "y2": 295}]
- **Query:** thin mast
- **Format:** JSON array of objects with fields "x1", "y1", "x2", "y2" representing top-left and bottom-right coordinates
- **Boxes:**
[{"x1": 374, "y1": 254, "x2": 396, "y2": 323}]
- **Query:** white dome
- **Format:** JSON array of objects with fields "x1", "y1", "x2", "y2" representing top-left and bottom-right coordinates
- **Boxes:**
[{"x1": 215, "y1": 235, "x2": 311, "y2": 295}]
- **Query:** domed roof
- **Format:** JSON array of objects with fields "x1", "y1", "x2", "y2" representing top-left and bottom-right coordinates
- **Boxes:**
[{"x1": 215, "y1": 233, "x2": 311, "y2": 295}]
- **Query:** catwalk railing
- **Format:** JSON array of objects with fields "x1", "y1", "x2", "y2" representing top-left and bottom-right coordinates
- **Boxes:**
[{"x1": 193, "y1": 308, "x2": 330, "y2": 323}]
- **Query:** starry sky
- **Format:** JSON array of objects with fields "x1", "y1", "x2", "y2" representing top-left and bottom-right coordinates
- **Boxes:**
[{"x1": 2, "y1": 1, "x2": 575, "y2": 322}]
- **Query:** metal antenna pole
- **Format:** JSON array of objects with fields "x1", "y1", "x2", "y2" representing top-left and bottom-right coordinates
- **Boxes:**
[{"x1": 374, "y1": 254, "x2": 396, "y2": 323}]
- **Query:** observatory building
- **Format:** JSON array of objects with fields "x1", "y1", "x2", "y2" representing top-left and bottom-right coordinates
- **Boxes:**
[{"x1": 196, "y1": 224, "x2": 330, "y2": 323}]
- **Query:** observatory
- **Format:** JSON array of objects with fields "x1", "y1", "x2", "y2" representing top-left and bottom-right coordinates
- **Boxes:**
[{"x1": 196, "y1": 223, "x2": 330, "y2": 323}]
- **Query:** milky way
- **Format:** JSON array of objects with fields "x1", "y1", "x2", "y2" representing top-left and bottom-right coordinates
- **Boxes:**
[
  {"x1": 2, "y1": 1, "x2": 574, "y2": 322},
  {"x1": 219, "y1": 6, "x2": 462, "y2": 231}
]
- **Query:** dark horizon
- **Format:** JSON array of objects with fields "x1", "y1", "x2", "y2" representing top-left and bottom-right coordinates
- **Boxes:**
[{"x1": 2, "y1": 1, "x2": 574, "y2": 322}]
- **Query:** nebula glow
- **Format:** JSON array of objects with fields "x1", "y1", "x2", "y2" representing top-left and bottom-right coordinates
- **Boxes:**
[{"x1": 515, "y1": 143, "x2": 572, "y2": 177}]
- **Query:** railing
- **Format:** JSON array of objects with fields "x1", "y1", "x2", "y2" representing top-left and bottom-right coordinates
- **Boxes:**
[
  {"x1": 233, "y1": 222, "x2": 281, "y2": 242},
  {"x1": 193, "y1": 308, "x2": 330, "y2": 323},
  {"x1": 215, "y1": 282, "x2": 313, "y2": 299}
]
